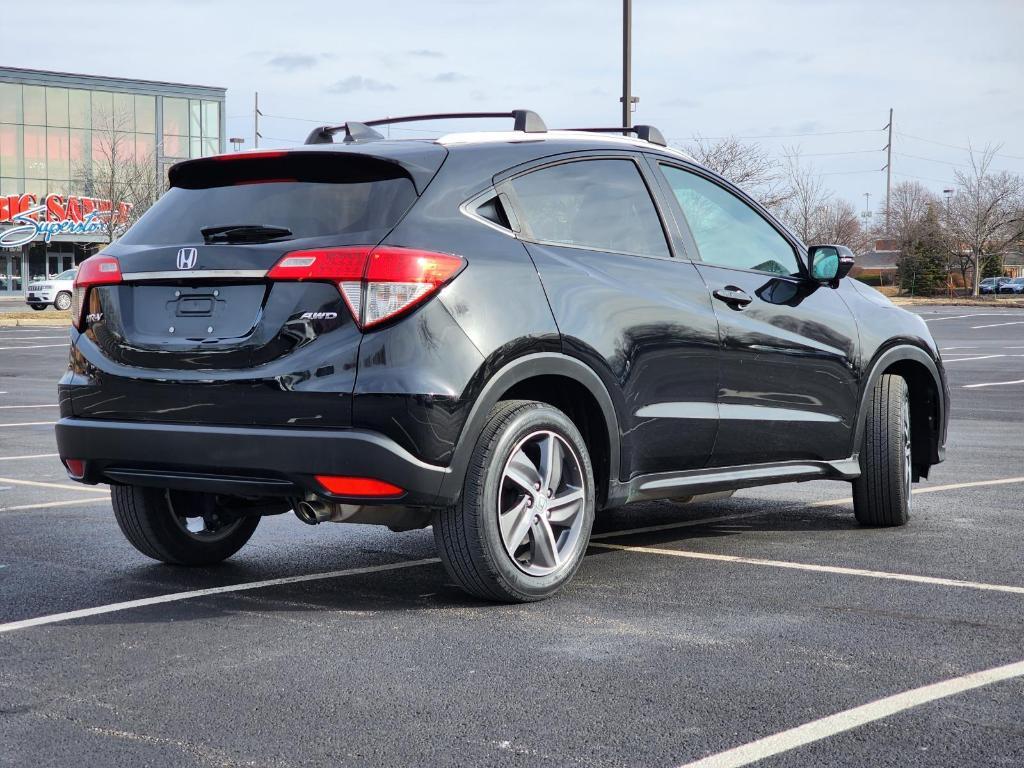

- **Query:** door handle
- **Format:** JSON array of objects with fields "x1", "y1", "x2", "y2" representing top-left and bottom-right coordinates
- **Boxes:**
[{"x1": 713, "y1": 286, "x2": 753, "y2": 308}]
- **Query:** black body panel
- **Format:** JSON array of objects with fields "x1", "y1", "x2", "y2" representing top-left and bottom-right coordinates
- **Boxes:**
[
  {"x1": 56, "y1": 133, "x2": 949, "y2": 511},
  {"x1": 694, "y1": 265, "x2": 859, "y2": 465}
]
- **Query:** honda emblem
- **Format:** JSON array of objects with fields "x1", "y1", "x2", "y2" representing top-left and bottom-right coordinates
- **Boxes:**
[{"x1": 176, "y1": 247, "x2": 198, "y2": 270}]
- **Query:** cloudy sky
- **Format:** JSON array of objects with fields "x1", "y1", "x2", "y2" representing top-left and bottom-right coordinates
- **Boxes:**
[{"x1": 11, "y1": 0, "x2": 1023, "y2": 212}]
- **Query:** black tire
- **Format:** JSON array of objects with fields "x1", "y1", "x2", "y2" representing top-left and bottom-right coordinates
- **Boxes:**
[
  {"x1": 29, "y1": 304, "x2": 47, "y2": 311},
  {"x1": 852, "y1": 374, "x2": 912, "y2": 527},
  {"x1": 434, "y1": 400, "x2": 596, "y2": 602},
  {"x1": 53, "y1": 291, "x2": 72, "y2": 311},
  {"x1": 112, "y1": 486, "x2": 260, "y2": 565}
]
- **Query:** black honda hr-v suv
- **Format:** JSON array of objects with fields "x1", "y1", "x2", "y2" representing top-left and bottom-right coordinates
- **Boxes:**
[{"x1": 56, "y1": 110, "x2": 949, "y2": 602}]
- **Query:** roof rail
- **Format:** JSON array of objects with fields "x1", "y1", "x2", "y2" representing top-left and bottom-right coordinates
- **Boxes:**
[
  {"x1": 305, "y1": 109, "x2": 547, "y2": 145},
  {"x1": 561, "y1": 125, "x2": 667, "y2": 147}
]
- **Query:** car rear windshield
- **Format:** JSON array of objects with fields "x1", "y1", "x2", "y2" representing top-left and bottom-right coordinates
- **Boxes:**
[{"x1": 119, "y1": 152, "x2": 417, "y2": 246}]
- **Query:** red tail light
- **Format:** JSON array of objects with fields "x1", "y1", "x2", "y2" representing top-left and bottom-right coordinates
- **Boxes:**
[
  {"x1": 315, "y1": 475, "x2": 404, "y2": 497},
  {"x1": 63, "y1": 459, "x2": 86, "y2": 479},
  {"x1": 268, "y1": 245, "x2": 465, "y2": 329},
  {"x1": 71, "y1": 254, "x2": 122, "y2": 329}
]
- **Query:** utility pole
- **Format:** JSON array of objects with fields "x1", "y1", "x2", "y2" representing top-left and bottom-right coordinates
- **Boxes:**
[
  {"x1": 254, "y1": 92, "x2": 262, "y2": 149},
  {"x1": 621, "y1": 0, "x2": 632, "y2": 129},
  {"x1": 883, "y1": 107, "x2": 893, "y2": 234}
]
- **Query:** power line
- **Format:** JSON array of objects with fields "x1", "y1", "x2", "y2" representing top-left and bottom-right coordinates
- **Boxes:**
[
  {"x1": 896, "y1": 130, "x2": 1024, "y2": 161},
  {"x1": 672, "y1": 127, "x2": 884, "y2": 141},
  {"x1": 783, "y1": 148, "x2": 884, "y2": 157},
  {"x1": 893, "y1": 151, "x2": 970, "y2": 169},
  {"x1": 819, "y1": 169, "x2": 884, "y2": 176},
  {"x1": 892, "y1": 170, "x2": 953, "y2": 184}
]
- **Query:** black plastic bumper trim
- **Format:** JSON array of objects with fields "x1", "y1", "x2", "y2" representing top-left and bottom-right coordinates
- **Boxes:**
[{"x1": 55, "y1": 418, "x2": 450, "y2": 505}]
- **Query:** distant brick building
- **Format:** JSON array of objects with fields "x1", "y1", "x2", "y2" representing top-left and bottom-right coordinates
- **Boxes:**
[{"x1": 852, "y1": 239, "x2": 899, "y2": 285}]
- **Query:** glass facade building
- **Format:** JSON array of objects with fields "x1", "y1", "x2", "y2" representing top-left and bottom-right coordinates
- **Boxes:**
[{"x1": 0, "y1": 67, "x2": 226, "y2": 295}]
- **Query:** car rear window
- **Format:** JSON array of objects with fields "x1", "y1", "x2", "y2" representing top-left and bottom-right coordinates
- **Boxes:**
[
  {"x1": 506, "y1": 158, "x2": 669, "y2": 258},
  {"x1": 120, "y1": 152, "x2": 417, "y2": 246}
]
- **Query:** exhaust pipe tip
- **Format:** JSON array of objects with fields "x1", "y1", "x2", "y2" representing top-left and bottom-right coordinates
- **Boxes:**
[{"x1": 294, "y1": 500, "x2": 322, "y2": 525}]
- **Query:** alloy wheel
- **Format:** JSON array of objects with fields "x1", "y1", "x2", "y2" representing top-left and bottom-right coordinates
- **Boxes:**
[{"x1": 497, "y1": 430, "x2": 587, "y2": 577}]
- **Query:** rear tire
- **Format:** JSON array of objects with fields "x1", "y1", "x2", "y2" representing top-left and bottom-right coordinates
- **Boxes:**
[
  {"x1": 852, "y1": 374, "x2": 912, "y2": 527},
  {"x1": 53, "y1": 291, "x2": 72, "y2": 311},
  {"x1": 434, "y1": 400, "x2": 595, "y2": 602},
  {"x1": 112, "y1": 486, "x2": 260, "y2": 565}
]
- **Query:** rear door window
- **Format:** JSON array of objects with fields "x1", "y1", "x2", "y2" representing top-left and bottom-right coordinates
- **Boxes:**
[
  {"x1": 506, "y1": 158, "x2": 669, "y2": 258},
  {"x1": 120, "y1": 153, "x2": 417, "y2": 245}
]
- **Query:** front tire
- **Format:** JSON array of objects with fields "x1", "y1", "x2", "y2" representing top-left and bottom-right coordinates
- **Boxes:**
[
  {"x1": 53, "y1": 291, "x2": 72, "y2": 311},
  {"x1": 852, "y1": 374, "x2": 912, "y2": 527},
  {"x1": 434, "y1": 400, "x2": 595, "y2": 602},
  {"x1": 112, "y1": 486, "x2": 260, "y2": 565},
  {"x1": 29, "y1": 304, "x2": 47, "y2": 311}
]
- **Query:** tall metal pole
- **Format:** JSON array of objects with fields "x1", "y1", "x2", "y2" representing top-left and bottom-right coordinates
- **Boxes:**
[
  {"x1": 622, "y1": 0, "x2": 632, "y2": 129},
  {"x1": 884, "y1": 107, "x2": 893, "y2": 233},
  {"x1": 254, "y1": 91, "x2": 260, "y2": 149}
]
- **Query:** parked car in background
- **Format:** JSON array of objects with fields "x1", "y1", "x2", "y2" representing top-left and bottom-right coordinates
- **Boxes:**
[
  {"x1": 980, "y1": 277, "x2": 1013, "y2": 294},
  {"x1": 998, "y1": 276, "x2": 1024, "y2": 294},
  {"x1": 26, "y1": 269, "x2": 78, "y2": 310}
]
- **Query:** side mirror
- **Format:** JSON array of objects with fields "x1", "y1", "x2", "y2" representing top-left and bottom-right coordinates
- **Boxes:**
[{"x1": 808, "y1": 244, "x2": 855, "y2": 287}]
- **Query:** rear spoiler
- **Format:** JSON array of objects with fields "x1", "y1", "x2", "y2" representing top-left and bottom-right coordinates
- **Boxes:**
[{"x1": 167, "y1": 143, "x2": 448, "y2": 195}]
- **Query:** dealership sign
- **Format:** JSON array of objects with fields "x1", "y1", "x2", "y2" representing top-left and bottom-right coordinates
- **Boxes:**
[{"x1": 0, "y1": 194, "x2": 132, "y2": 248}]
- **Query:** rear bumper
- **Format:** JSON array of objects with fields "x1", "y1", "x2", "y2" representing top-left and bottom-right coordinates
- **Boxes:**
[{"x1": 54, "y1": 417, "x2": 450, "y2": 506}]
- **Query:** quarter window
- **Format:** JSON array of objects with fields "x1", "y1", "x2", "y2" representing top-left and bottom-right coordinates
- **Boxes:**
[
  {"x1": 659, "y1": 164, "x2": 800, "y2": 276},
  {"x1": 508, "y1": 159, "x2": 669, "y2": 258}
]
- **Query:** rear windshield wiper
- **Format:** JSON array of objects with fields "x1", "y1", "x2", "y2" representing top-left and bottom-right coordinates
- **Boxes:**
[{"x1": 201, "y1": 224, "x2": 293, "y2": 244}]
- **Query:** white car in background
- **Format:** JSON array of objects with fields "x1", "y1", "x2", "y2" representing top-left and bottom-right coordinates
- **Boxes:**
[{"x1": 25, "y1": 268, "x2": 77, "y2": 311}]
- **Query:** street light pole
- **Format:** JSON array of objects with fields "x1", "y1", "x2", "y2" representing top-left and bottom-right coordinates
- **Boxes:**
[{"x1": 622, "y1": 0, "x2": 632, "y2": 129}]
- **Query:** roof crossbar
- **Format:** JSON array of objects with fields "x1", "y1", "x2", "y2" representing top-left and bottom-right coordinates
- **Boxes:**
[
  {"x1": 304, "y1": 110, "x2": 547, "y2": 145},
  {"x1": 561, "y1": 125, "x2": 667, "y2": 147}
]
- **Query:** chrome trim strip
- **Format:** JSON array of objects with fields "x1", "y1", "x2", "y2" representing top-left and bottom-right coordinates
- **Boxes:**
[
  {"x1": 120, "y1": 269, "x2": 268, "y2": 281},
  {"x1": 636, "y1": 401, "x2": 841, "y2": 423}
]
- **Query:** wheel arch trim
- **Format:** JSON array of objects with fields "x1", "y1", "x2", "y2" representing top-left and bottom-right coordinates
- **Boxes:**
[
  {"x1": 853, "y1": 344, "x2": 946, "y2": 466},
  {"x1": 436, "y1": 352, "x2": 621, "y2": 503}
]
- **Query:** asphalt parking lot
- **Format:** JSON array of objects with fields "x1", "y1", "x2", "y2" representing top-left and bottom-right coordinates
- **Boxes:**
[{"x1": 1, "y1": 305, "x2": 1022, "y2": 767}]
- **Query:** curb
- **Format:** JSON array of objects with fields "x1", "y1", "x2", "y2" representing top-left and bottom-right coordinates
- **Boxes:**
[{"x1": 0, "y1": 318, "x2": 70, "y2": 327}]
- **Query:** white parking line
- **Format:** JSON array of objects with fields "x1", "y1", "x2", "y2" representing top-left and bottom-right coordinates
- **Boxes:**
[
  {"x1": 964, "y1": 379, "x2": 1024, "y2": 389},
  {"x1": 971, "y1": 321, "x2": 1024, "y2": 329},
  {"x1": 0, "y1": 558, "x2": 443, "y2": 634},
  {"x1": 676, "y1": 659, "x2": 1024, "y2": 768},
  {"x1": 0, "y1": 453, "x2": 60, "y2": 462},
  {"x1": 925, "y1": 313, "x2": 1024, "y2": 322},
  {"x1": 0, "y1": 343, "x2": 68, "y2": 351},
  {"x1": 589, "y1": 542, "x2": 1024, "y2": 595},
  {"x1": 0, "y1": 335, "x2": 67, "y2": 341},
  {"x1": 1, "y1": 498, "x2": 109, "y2": 512},
  {"x1": 0, "y1": 476, "x2": 109, "y2": 494},
  {"x1": 0, "y1": 421, "x2": 56, "y2": 428},
  {"x1": 941, "y1": 354, "x2": 1006, "y2": 363},
  {"x1": 591, "y1": 511, "x2": 770, "y2": 540},
  {"x1": 0, "y1": 404, "x2": 59, "y2": 410},
  {"x1": 1, "y1": 476, "x2": 1021, "y2": 634},
  {"x1": 743, "y1": 476, "x2": 1024, "y2": 511}
]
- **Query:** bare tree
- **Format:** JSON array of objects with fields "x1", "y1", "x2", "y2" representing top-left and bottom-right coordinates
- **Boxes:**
[
  {"x1": 776, "y1": 150, "x2": 829, "y2": 241},
  {"x1": 888, "y1": 180, "x2": 940, "y2": 247},
  {"x1": 683, "y1": 135, "x2": 792, "y2": 210},
  {"x1": 771, "y1": 151, "x2": 869, "y2": 252},
  {"x1": 815, "y1": 198, "x2": 871, "y2": 253},
  {"x1": 944, "y1": 145, "x2": 1024, "y2": 295},
  {"x1": 73, "y1": 107, "x2": 160, "y2": 245}
]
